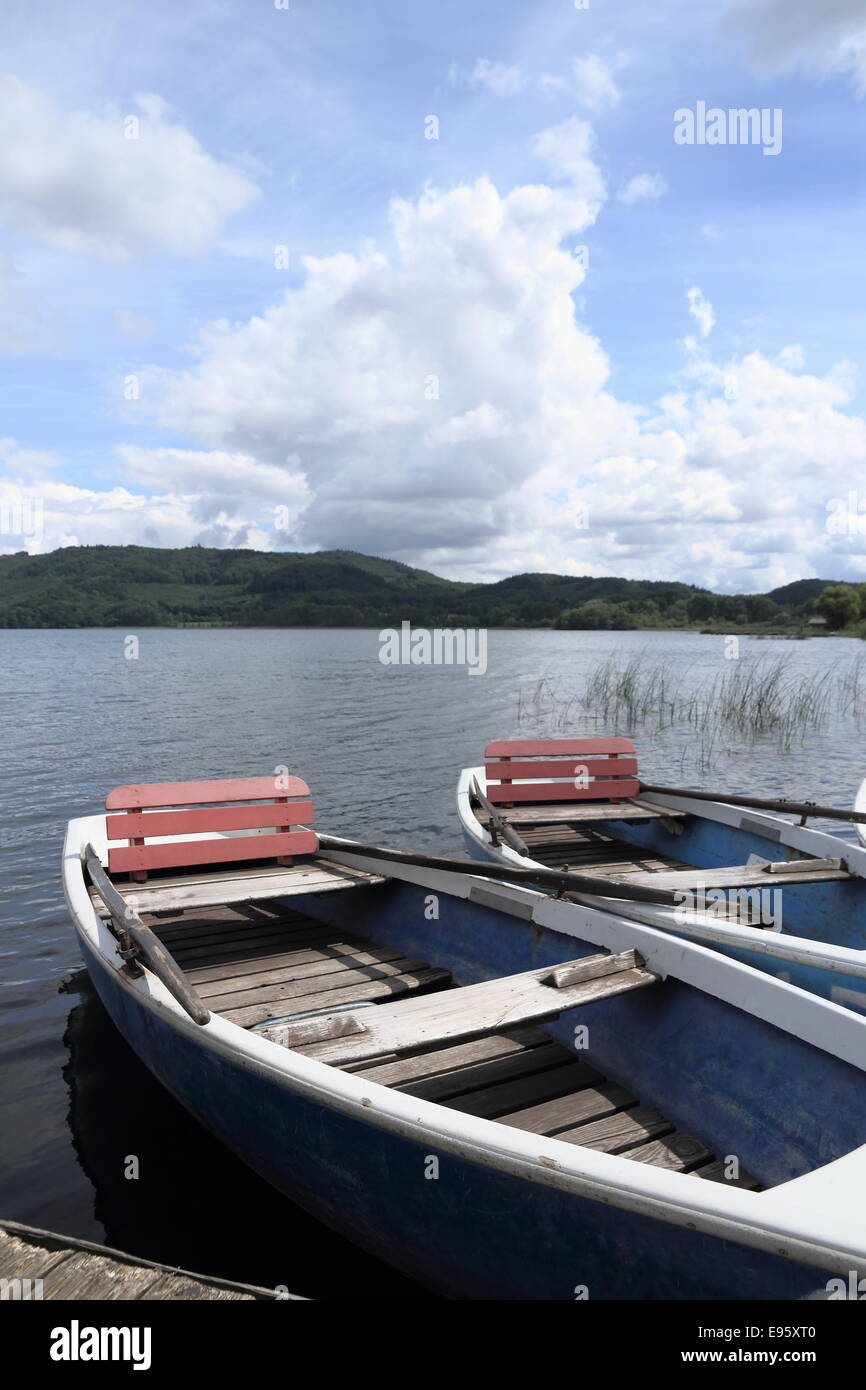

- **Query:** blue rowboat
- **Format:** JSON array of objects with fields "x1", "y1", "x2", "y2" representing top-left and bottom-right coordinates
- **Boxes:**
[
  {"x1": 457, "y1": 739, "x2": 866, "y2": 1015},
  {"x1": 64, "y1": 774, "x2": 866, "y2": 1300}
]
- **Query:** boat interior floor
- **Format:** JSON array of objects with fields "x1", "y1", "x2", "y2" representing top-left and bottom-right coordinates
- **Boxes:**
[
  {"x1": 472, "y1": 810, "x2": 850, "y2": 923},
  {"x1": 144, "y1": 900, "x2": 759, "y2": 1191}
]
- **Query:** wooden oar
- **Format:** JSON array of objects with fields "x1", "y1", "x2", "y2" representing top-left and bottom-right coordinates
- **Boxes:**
[
  {"x1": 639, "y1": 783, "x2": 866, "y2": 826},
  {"x1": 83, "y1": 845, "x2": 210, "y2": 1025},
  {"x1": 470, "y1": 777, "x2": 530, "y2": 856},
  {"x1": 317, "y1": 835, "x2": 682, "y2": 907}
]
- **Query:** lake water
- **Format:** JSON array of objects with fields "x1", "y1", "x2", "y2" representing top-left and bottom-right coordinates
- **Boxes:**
[{"x1": 2, "y1": 627, "x2": 864, "y2": 1298}]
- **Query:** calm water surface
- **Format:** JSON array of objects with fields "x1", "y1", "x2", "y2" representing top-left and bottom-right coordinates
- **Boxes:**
[{"x1": 1, "y1": 628, "x2": 864, "y2": 1297}]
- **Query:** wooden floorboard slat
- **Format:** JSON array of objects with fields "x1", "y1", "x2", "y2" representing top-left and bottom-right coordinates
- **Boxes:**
[
  {"x1": 622, "y1": 1131, "x2": 713, "y2": 1171},
  {"x1": 397, "y1": 1043, "x2": 569, "y2": 1103},
  {"x1": 494, "y1": 1080, "x2": 636, "y2": 1135},
  {"x1": 223, "y1": 967, "x2": 451, "y2": 1027},
  {"x1": 151, "y1": 920, "x2": 321, "y2": 951},
  {"x1": 192, "y1": 944, "x2": 407, "y2": 997},
  {"x1": 445, "y1": 1061, "x2": 602, "y2": 1118},
  {"x1": 353, "y1": 1027, "x2": 552, "y2": 1086},
  {"x1": 692, "y1": 1159, "x2": 761, "y2": 1190},
  {"x1": 168, "y1": 929, "x2": 343, "y2": 967},
  {"x1": 204, "y1": 957, "x2": 436, "y2": 1014},
  {"x1": 555, "y1": 1103, "x2": 673, "y2": 1153},
  {"x1": 184, "y1": 937, "x2": 372, "y2": 986}
]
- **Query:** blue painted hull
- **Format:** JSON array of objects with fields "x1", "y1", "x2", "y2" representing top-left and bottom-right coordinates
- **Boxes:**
[
  {"x1": 77, "y1": 885, "x2": 859, "y2": 1300},
  {"x1": 462, "y1": 819, "x2": 866, "y2": 1014}
]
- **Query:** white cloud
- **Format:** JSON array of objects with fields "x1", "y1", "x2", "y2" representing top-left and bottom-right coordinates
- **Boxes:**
[
  {"x1": 117, "y1": 446, "x2": 312, "y2": 508},
  {"x1": 448, "y1": 59, "x2": 526, "y2": 97},
  {"x1": 777, "y1": 344, "x2": 805, "y2": 369},
  {"x1": 724, "y1": 0, "x2": 866, "y2": 95},
  {"x1": 7, "y1": 109, "x2": 866, "y2": 592},
  {"x1": 618, "y1": 172, "x2": 669, "y2": 205},
  {"x1": 686, "y1": 285, "x2": 716, "y2": 339},
  {"x1": 0, "y1": 78, "x2": 258, "y2": 258},
  {"x1": 531, "y1": 117, "x2": 606, "y2": 203},
  {"x1": 454, "y1": 52, "x2": 626, "y2": 111},
  {"x1": 570, "y1": 54, "x2": 625, "y2": 112}
]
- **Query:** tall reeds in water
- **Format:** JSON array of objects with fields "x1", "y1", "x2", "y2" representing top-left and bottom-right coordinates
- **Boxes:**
[{"x1": 518, "y1": 651, "x2": 863, "y2": 771}]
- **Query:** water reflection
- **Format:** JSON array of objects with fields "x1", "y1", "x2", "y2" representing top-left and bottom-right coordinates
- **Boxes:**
[{"x1": 61, "y1": 971, "x2": 429, "y2": 1300}]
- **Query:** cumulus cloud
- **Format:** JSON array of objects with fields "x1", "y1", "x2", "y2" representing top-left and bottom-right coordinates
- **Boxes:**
[
  {"x1": 452, "y1": 52, "x2": 626, "y2": 110},
  {"x1": 531, "y1": 117, "x2": 606, "y2": 201},
  {"x1": 448, "y1": 59, "x2": 526, "y2": 97},
  {"x1": 0, "y1": 79, "x2": 258, "y2": 258},
  {"x1": 6, "y1": 109, "x2": 866, "y2": 591},
  {"x1": 724, "y1": 0, "x2": 866, "y2": 95},
  {"x1": 618, "y1": 172, "x2": 668, "y2": 205},
  {"x1": 0, "y1": 471, "x2": 278, "y2": 557},
  {"x1": 570, "y1": 54, "x2": 624, "y2": 112},
  {"x1": 686, "y1": 286, "x2": 716, "y2": 339}
]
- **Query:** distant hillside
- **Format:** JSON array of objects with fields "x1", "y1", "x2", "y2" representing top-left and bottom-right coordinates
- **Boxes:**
[
  {"x1": 766, "y1": 579, "x2": 835, "y2": 607},
  {"x1": 0, "y1": 545, "x2": 840, "y2": 629}
]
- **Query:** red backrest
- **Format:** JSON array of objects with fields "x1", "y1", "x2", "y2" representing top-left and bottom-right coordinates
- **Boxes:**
[
  {"x1": 105, "y1": 776, "x2": 318, "y2": 880},
  {"x1": 484, "y1": 738, "x2": 638, "y2": 806}
]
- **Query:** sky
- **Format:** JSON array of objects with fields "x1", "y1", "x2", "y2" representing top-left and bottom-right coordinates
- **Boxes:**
[{"x1": 1, "y1": 0, "x2": 866, "y2": 591}]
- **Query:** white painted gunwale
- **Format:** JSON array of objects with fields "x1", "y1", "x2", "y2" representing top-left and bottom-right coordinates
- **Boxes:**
[
  {"x1": 63, "y1": 813, "x2": 866, "y2": 1281},
  {"x1": 855, "y1": 776, "x2": 866, "y2": 849},
  {"x1": 457, "y1": 766, "x2": 866, "y2": 981}
]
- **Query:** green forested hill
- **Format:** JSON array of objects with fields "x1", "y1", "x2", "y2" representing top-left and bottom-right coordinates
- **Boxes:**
[{"x1": 0, "y1": 545, "x2": 839, "y2": 629}]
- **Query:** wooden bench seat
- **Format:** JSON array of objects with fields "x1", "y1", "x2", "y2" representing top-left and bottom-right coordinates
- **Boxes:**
[
  {"x1": 474, "y1": 801, "x2": 685, "y2": 827},
  {"x1": 89, "y1": 857, "x2": 383, "y2": 915},
  {"x1": 288, "y1": 950, "x2": 658, "y2": 1065}
]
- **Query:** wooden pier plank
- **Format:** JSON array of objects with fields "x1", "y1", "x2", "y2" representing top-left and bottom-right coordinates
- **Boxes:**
[{"x1": 0, "y1": 1222, "x2": 296, "y2": 1300}]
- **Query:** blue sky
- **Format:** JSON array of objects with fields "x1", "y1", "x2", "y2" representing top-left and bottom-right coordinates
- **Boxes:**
[{"x1": 2, "y1": 0, "x2": 866, "y2": 590}]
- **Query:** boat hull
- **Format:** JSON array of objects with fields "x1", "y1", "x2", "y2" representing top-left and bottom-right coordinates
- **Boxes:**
[
  {"x1": 458, "y1": 783, "x2": 866, "y2": 1015},
  {"x1": 76, "y1": 924, "x2": 843, "y2": 1302}
]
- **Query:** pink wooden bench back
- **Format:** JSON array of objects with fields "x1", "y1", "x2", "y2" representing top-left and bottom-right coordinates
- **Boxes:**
[
  {"x1": 105, "y1": 776, "x2": 318, "y2": 880},
  {"x1": 484, "y1": 738, "x2": 639, "y2": 806}
]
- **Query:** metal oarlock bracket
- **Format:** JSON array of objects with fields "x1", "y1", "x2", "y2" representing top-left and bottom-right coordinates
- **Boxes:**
[{"x1": 117, "y1": 931, "x2": 143, "y2": 977}]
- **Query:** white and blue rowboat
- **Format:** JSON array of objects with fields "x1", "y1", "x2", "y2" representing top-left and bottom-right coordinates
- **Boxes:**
[
  {"x1": 63, "y1": 773, "x2": 866, "y2": 1300},
  {"x1": 458, "y1": 738, "x2": 866, "y2": 1015}
]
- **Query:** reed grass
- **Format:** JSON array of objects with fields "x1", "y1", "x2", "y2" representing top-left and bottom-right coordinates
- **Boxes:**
[{"x1": 517, "y1": 651, "x2": 862, "y2": 771}]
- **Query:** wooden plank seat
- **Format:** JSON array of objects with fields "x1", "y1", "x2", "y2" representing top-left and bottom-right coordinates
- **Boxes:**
[
  {"x1": 474, "y1": 801, "x2": 685, "y2": 826},
  {"x1": 88, "y1": 857, "x2": 383, "y2": 916},
  {"x1": 345, "y1": 1026, "x2": 760, "y2": 1188},
  {"x1": 610, "y1": 860, "x2": 851, "y2": 892},
  {"x1": 500, "y1": 822, "x2": 844, "y2": 923},
  {"x1": 105, "y1": 775, "x2": 319, "y2": 883},
  {"x1": 285, "y1": 949, "x2": 658, "y2": 1065}
]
